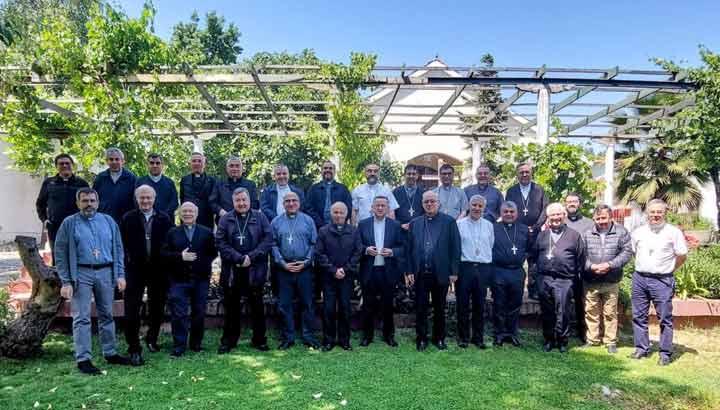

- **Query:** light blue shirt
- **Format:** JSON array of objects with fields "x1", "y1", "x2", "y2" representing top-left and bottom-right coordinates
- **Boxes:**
[
  {"x1": 520, "y1": 183, "x2": 532, "y2": 200},
  {"x1": 457, "y1": 216, "x2": 494, "y2": 263},
  {"x1": 276, "y1": 184, "x2": 291, "y2": 217},
  {"x1": 373, "y1": 217, "x2": 386, "y2": 266},
  {"x1": 433, "y1": 185, "x2": 469, "y2": 219},
  {"x1": 271, "y1": 211, "x2": 317, "y2": 268},
  {"x1": 74, "y1": 215, "x2": 114, "y2": 265}
]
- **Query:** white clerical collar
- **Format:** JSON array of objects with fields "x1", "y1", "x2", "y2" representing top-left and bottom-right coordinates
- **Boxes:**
[
  {"x1": 142, "y1": 209, "x2": 154, "y2": 220},
  {"x1": 278, "y1": 184, "x2": 289, "y2": 189}
]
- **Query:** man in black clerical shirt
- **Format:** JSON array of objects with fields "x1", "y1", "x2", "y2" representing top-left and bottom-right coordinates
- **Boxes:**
[
  {"x1": 406, "y1": 191, "x2": 461, "y2": 351},
  {"x1": 491, "y1": 201, "x2": 530, "y2": 347},
  {"x1": 531, "y1": 203, "x2": 586, "y2": 353}
]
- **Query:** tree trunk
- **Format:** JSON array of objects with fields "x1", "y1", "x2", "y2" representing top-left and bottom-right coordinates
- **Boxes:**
[
  {"x1": 0, "y1": 236, "x2": 63, "y2": 358},
  {"x1": 712, "y1": 168, "x2": 720, "y2": 231}
]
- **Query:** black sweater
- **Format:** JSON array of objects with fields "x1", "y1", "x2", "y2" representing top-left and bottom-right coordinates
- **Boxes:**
[
  {"x1": 531, "y1": 225, "x2": 586, "y2": 280},
  {"x1": 492, "y1": 222, "x2": 530, "y2": 269}
]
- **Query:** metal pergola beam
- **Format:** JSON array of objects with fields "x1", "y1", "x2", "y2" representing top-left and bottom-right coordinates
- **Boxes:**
[
  {"x1": 613, "y1": 96, "x2": 695, "y2": 134},
  {"x1": 376, "y1": 84, "x2": 401, "y2": 133},
  {"x1": 249, "y1": 65, "x2": 289, "y2": 137},
  {"x1": 420, "y1": 70, "x2": 475, "y2": 134},
  {"x1": 194, "y1": 84, "x2": 233, "y2": 130}
]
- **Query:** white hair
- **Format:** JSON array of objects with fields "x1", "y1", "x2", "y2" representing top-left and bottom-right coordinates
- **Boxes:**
[
  {"x1": 134, "y1": 184, "x2": 156, "y2": 199},
  {"x1": 546, "y1": 202, "x2": 567, "y2": 216}
]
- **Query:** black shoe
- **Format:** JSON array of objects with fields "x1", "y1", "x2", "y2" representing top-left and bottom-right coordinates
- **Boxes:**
[
  {"x1": 340, "y1": 343, "x2": 352, "y2": 351},
  {"x1": 146, "y1": 342, "x2": 160, "y2": 353},
  {"x1": 359, "y1": 338, "x2": 372, "y2": 347},
  {"x1": 278, "y1": 341, "x2": 295, "y2": 350},
  {"x1": 658, "y1": 356, "x2": 672, "y2": 366},
  {"x1": 434, "y1": 340, "x2": 448, "y2": 350},
  {"x1": 384, "y1": 337, "x2": 398, "y2": 347},
  {"x1": 473, "y1": 341, "x2": 487, "y2": 350},
  {"x1": 629, "y1": 350, "x2": 649, "y2": 360},
  {"x1": 77, "y1": 360, "x2": 102, "y2": 375},
  {"x1": 321, "y1": 343, "x2": 335, "y2": 352},
  {"x1": 458, "y1": 342, "x2": 469, "y2": 349},
  {"x1": 510, "y1": 337, "x2": 522, "y2": 347},
  {"x1": 303, "y1": 340, "x2": 321, "y2": 350},
  {"x1": 543, "y1": 342, "x2": 554, "y2": 352},
  {"x1": 416, "y1": 340, "x2": 428, "y2": 351},
  {"x1": 607, "y1": 344, "x2": 618, "y2": 354},
  {"x1": 170, "y1": 349, "x2": 184, "y2": 359},
  {"x1": 493, "y1": 337, "x2": 503, "y2": 347},
  {"x1": 190, "y1": 345, "x2": 202, "y2": 353},
  {"x1": 105, "y1": 355, "x2": 131, "y2": 365},
  {"x1": 129, "y1": 352, "x2": 145, "y2": 366},
  {"x1": 253, "y1": 343, "x2": 270, "y2": 352},
  {"x1": 217, "y1": 345, "x2": 232, "y2": 355},
  {"x1": 559, "y1": 344, "x2": 569, "y2": 354}
]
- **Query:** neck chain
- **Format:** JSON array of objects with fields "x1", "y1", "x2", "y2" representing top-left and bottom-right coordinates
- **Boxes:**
[
  {"x1": 503, "y1": 223, "x2": 519, "y2": 255},
  {"x1": 286, "y1": 214, "x2": 300, "y2": 244},
  {"x1": 404, "y1": 185, "x2": 417, "y2": 216},
  {"x1": 234, "y1": 211, "x2": 251, "y2": 246}
]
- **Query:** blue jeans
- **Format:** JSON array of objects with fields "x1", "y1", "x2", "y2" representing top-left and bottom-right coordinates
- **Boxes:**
[
  {"x1": 71, "y1": 267, "x2": 117, "y2": 362},
  {"x1": 632, "y1": 272, "x2": 675, "y2": 358},
  {"x1": 168, "y1": 279, "x2": 210, "y2": 352},
  {"x1": 278, "y1": 268, "x2": 316, "y2": 343}
]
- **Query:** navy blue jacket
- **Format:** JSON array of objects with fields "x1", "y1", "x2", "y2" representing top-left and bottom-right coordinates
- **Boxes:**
[
  {"x1": 136, "y1": 175, "x2": 179, "y2": 220},
  {"x1": 392, "y1": 185, "x2": 425, "y2": 225},
  {"x1": 260, "y1": 183, "x2": 305, "y2": 223},
  {"x1": 161, "y1": 224, "x2": 217, "y2": 282},
  {"x1": 209, "y1": 177, "x2": 259, "y2": 220},
  {"x1": 92, "y1": 168, "x2": 137, "y2": 225},
  {"x1": 304, "y1": 180, "x2": 353, "y2": 228},
  {"x1": 357, "y1": 217, "x2": 406, "y2": 286}
]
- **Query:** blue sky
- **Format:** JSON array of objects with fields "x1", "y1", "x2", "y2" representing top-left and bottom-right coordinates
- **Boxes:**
[{"x1": 119, "y1": 0, "x2": 720, "y2": 69}]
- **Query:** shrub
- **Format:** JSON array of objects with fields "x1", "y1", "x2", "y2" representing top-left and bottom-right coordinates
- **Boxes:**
[
  {"x1": 666, "y1": 212, "x2": 714, "y2": 231},
  {"x1": 0, "y1": 288, "x2": 11, "y2": 334}
]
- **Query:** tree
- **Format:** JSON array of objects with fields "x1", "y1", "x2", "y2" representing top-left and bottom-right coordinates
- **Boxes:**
[
  {"x1": 616, "y1": 141, "x2": 709, "y2": 211},
  {"x1": 484, "y1": 140, "x2": 602, "y2": 212},
  {"x1": 460, "y1": 54, "x2": 508, "y2": 138},
  {"x1": 169, "y1": 11, "x2": 242, "y2": 65},
  {"x1": 654, "y1": 46, "x2": 720, "y2": 227}
]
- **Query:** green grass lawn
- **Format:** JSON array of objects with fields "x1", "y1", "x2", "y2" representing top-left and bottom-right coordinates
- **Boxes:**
[{"x1": 1, "y1": 327, "x2": 718, "y2": 410}]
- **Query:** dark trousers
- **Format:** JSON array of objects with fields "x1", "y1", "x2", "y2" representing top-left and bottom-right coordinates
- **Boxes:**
[
  {"x1": 572, "y1": 277, "x2": 586, "y2": 342},
  {"x1": 632, "y1": 271, "x2": 675, "y2": 358},
  {"x1": 124, "y1": 269, "x2": 169, "y2": 353},
  {"x1": 492, "y1": 266, "x2": 525, "y2": 339},
  {"x1": 168, "y1": 278, "x2": 209, "y2": 352},
  {"x1": 539, "y1": 275, "x2": 574, "y2": 346},
  {"x1": 416, "y1": 272, "x2": 449, "y2": 343},
  {"x1": 322, "y1": 276, "x2": 353, "y2": 345},
  {"x1": 456, "y1": 262, "x2": 491, "y2": 343},
  {"x1": 48, "y1": 221, "x2": 61, "y2": 254},
  {"x1": 361, "y1": 267, "x2": 396, "y2": 341},
  {"x1": 278, "y1": 268, "x2": 316, "y2": 343},
  {"x1": 221, "y1": 267, "x2": 267, "y2": 347}
]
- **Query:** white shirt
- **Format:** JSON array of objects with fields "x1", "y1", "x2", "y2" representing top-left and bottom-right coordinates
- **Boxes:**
[
  {"x1": 373, "y1": 217, "x2": 386, "y2": 266},
  {"x1": 276, "y1": 184, "x2": 291, "y2": 217},
  {"x1": 632, "y1": 223, "x2": 688, "y2": 274},
  {"x1": 520, "y1": 183, "x2": 531, "y2": 200},
  {"x1": 457, "y1": 216, "x2": 494, "y2": 263},
  {"x1": 352, "y1": 183, "x2": 399, "y2": 222}
]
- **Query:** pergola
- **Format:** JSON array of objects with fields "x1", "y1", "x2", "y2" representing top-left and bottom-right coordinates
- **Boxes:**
[{"x1": 0, "y1": 63, "x2": 696, "y2": 203}]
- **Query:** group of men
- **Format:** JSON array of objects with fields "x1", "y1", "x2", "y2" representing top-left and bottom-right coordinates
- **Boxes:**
[{"x1": 37, "y1": 148, "x2": 688, "y2": 375}]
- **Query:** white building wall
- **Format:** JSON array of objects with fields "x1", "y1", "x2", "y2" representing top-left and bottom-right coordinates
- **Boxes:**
[{"x1": 0, "y1": 140, "x2": 43, "y2": 244}]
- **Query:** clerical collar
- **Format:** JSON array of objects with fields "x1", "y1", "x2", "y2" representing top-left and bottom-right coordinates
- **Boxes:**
[
  {"x1": 335, "y1": 224, "x2": 344, "y2": 231},
  {"x1": 287, "y1": 213, "x2": 297, "y2": 219},
  {"x1": 236, "y1": 211, "x2": 249, "y2": 219},
  {"x1": 229, "y1": 177, "x2": 241, "y2": 182},
  {"x1": 550, "y1": 224, "x2": 566, "y2": 234},
  {"x1": 504, "y1": 222, "x2": 514, "y2": 227},
  {"x1": 149, "y1": 174, "x2": 163, "y2": 183},
  {"x1": 325, "y1": 180, "x2": 333, "y2": 185},
  {"x1": 426, "y1": 213, "x2": 437, "y2": 220},
  {"x1": 277, "y1": 184, "x2": 289, "y2": 189},
  {"x1": 142, "y1": 209, "x2": 154, "y2": 221},
  {"x1": 110, "y1": 170, "x2": 122, "y2": 178},
  {"x1": 193, "y1": 172, "x2": 203, "y2": 177}
]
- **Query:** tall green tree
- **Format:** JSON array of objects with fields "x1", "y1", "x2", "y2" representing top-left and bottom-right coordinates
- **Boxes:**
[
  {"x1": 655, "y1": 46, "x2": 720, "y2": 226},
  {"x1": 169, "y1": 11, "x2": 242, "y2": 65}
]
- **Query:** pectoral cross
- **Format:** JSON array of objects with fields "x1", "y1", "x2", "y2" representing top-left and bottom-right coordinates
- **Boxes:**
[
  {"x1": 511, "y1": 245, "x2": 518, "y2": 255},
  {"x1": 546, "y1": 253, "x2": 553, "y2": 260},
  {"x1": 523, "y1": 208, "x2": 529, "y2": 216},
  {"x1": 409, "y1": 207, "x2": 415, "y2": 217},
  {"x1": 288, "y1": 235, "x2": 294, "y2": 245},
  {"x1": 238, "y1": 234, "x2": 245, "y2": 246},
  {"x1": 92, "y1": 248, "x2": 101, "y2": 259}
]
